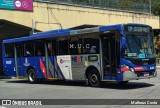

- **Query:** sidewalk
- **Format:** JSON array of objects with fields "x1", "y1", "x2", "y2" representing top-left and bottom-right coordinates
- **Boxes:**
[{"x1": 157, "y1": 63, "x2": 160, "y2": 68}]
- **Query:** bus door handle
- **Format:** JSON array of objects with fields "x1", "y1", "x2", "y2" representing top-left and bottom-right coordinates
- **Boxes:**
[{"x1": 65, "y1": 66, "x2": 69, "y2": 67}]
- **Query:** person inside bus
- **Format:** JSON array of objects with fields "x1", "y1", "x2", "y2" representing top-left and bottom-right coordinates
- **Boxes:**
[
  {"x1": 89, "y1": 46, "x2": 96, "y2": 53},
  {"x1": 48, "y1": 42, "x2": 53, "y2": 56},
  {"x1": 25, "y1": 50, "x2": 31, "y2": 56},
  {"x1": 37, "y1": 50, "x2": 42, "y2": 56}
]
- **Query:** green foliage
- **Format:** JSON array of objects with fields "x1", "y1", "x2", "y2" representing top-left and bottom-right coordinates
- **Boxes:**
[
  {"x1": 39, "y1": 0, "x2": 160, "y2": 15},
  {"x1": 151, "y1": 0, "x2": 160, "y2": 15}
]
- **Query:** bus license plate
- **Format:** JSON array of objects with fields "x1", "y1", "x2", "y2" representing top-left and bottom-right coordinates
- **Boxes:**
[{"x1": 144, "y1": 73, "x2": 149, "y2": 77}]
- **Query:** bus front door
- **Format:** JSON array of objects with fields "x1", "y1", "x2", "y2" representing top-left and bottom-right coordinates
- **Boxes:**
[
  {"x1": 101, "y1": 31, "x2": 120, "y2": 79},
  {"x1": 15, "y1": 43, "x2": 24, "y2": 77}
]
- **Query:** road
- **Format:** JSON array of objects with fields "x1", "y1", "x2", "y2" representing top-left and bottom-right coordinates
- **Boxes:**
[{"x1": 0, "y1": 68, "x2": 160, "y2": 108}]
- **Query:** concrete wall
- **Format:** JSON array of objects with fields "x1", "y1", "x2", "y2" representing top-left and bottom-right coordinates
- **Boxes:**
[{"x1": 0, "y1": 2, "x2": 159, "y2": 31}]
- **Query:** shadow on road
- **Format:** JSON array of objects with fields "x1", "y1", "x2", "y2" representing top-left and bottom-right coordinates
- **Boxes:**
[
  {"x1": 6, "y1": 79, "x2": 154, "y2": 90},
  {"x1": 100, "y1": 82, "x2": 154, "y2": 90}
]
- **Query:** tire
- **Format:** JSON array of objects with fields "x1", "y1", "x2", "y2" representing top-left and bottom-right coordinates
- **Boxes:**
[
  {"x1": 27, "y1": 69, "x2": 37, "y2": 84},
  {"x1": 88, "y1": 69, "x2": 101, "y2": 87}
]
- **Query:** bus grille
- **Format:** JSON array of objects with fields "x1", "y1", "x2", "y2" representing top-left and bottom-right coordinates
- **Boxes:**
[{"x1": 135, "y1": 70, "x2": 155, "y2": 77}]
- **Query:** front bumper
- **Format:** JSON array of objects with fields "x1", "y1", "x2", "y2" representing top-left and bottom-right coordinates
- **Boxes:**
[{"x1": 123, "y1": 70, "x2": 157, "y2": 81}]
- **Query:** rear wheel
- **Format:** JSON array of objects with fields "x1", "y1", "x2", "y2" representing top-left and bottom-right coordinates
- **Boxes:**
[
  {"x1": 88, "y1": 69, "x2": 101, "y2": 87},
  {"x1": 27, "y1": 69, "x2": 37, "y2": 84}
]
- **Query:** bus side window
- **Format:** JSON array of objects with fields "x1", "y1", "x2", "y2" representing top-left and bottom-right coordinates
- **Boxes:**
[
  {"x1": 83, "y1": 38, "x2": 99, "y2": 54},
  {"x1": 4, "y1": 43, "x2": 14, "y2": 58},
  {"x1": 24, "y1": 42, "x2": 34, "y2": 57},
  {"x1": 58, "y1": 40, "x2": 69, "y2": 55},
  {"x1": 47, "y1": 41, "x2": 57, "y2": 56},
  {"x1": 35, "y1": 41, "x2": 45, "y2": 56},
  {"x1": 69, "y1": 36, "x2": 82, "y2": 55}
]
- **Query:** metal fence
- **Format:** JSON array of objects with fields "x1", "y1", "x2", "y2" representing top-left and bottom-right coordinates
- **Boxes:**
[{"x1": 34, "y1": 0, "x2": 150, "y2": 14}]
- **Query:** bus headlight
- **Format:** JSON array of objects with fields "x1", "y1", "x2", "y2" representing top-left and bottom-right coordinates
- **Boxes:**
[{"x1": 130, "y1": 68, "x2": 134, "y2": 72}]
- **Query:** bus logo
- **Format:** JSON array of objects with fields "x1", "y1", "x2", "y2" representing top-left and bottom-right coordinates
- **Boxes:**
[
  {"x1": 60, "y1": 59, "x2": 63, "y2": 64},
  {"x1": 72, "y1": 56, "x2": 83, "y2": 63},
  {"x1": 2, "y1": 100, "x2": 11, "y2": 105},
  {"x1": 24, "y1": 58, "x2": 30, "y2": 66}
]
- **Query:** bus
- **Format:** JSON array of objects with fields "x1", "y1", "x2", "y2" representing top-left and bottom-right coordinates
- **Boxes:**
[{"x1": 2, "y1": 23, "x2": 157, "y2": 87}]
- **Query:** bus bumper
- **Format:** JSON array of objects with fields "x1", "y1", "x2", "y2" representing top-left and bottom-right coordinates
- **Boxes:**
[{"x1": 123, "y1": 70, "x2": 157, "y2": 81}]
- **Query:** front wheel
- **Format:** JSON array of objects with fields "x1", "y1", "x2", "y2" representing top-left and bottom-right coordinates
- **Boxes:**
[
  {"x1": 88, "y1": 70, "x2": 101, "y2": 87},
  {"x1": 27, "y1": 69, "x2": 37, "y2": 84}
]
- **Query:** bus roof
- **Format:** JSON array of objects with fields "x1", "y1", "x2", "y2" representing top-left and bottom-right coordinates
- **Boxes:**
[{"x1": 2, "y1": 23, "x2": 151, "y2": 43}]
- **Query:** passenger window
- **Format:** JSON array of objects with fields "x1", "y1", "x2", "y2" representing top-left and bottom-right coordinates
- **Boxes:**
[
  {"x1": 69, "y1": 36, "x2": 82, "y2": 55},
  {"x1": 15, "y1": 43, "x2": 24, "y2": 57},
  {"x1": 24, "y1": 42, "x2": 34, "y2": 57},
  {"x1": 47, "y1": 41, "x2": 57, "y2": 56},
  {"x1": 5, "y1": 43, "x2": 14, "y2": 58},
  {"x1": 58, "y1": 38, "x2": 69, "y2": 55},
  {"x1": 35, "y1": 41, "x2": 45, "y2": 56},
  {"x1": 82, "y1": 34, "x2": 99, "y2": 54}
]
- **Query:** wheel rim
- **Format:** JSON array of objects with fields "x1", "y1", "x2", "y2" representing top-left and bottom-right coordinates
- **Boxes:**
[
  {"x1": 29, "y1": 72, "x2": 35, "y2": 82},
  {"x1": 91, "y1": 74, "x2": 98, "y2": 84}
]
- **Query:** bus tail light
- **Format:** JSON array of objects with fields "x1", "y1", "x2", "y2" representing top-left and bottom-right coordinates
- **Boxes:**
[{"x1": 121, "y1": 67, "x2": 129, "y2": 72}]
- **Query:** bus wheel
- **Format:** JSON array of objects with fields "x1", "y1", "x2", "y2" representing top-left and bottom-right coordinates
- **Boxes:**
[
  {"x1": 27, "y1": 69, "x2": 37, "y2": 84},
  {"x1": 88, "y1": 70, "x2": 101, "y2": 87}
]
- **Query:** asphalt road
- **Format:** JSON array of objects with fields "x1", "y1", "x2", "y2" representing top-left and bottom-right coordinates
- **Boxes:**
[{"x1": 0, "y1": 68, "x2": 160, "y2": 108}]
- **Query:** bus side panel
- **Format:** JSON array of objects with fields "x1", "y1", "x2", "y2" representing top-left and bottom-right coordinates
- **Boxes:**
[
  {"x1": 48, "y1": 56, "x2": 58, "y2": 78},
  {"x1": 71, "y1": 54, "x2": 101, "y2": 80},
  {"x1": 36, "y1": 57, "x2": 46, "y2": 78},
  {"x1": 3, "y1": 58, "x2": 16, "y2": 77},
  {"x1": 22, "y1": 57, "x2": 46, "y2": 79},
  {"x1": 57, "y1": 55, "x2": 72, "y2": 80},
  {"x1": 117, "y1": 71, "x2": 123, "y2": 82}
]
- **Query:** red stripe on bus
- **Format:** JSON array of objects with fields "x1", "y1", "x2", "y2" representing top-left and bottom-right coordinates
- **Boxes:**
[{"x1": 40, "y1": 58, "x2": 47, "y2": 78}]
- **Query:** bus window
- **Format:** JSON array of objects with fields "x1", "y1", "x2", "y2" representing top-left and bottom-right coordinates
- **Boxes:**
[
  {"x1": 47, "y1": 41, "x2": 57, "y2": 56},
  {"x1": 24, "y1": 42, "x2": 34, "y2": 57},
  {"x1": 58, "y1": 39, "x2": 69, "y2": 55},
  {"x1": 16, "y1": 43, "x2": 24, "y2": 57},
  {"x1": 35, "y1": 41, "x2": 45, "y2": 56},
  {"x1": 48, "y1": 42, "x2": 53, "y2": 56},
  {"x1": 4, "y1": 43, "x2": 14, "y2": 58},
  {"x1": 69, "y1": 36, "x2": 82, "y2": 55},
  {"x1": 82, "y1": 38, "x2": 99, "y2": 54}
]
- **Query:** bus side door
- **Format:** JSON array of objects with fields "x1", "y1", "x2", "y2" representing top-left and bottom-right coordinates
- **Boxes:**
[
  {"x1": 101, "y1": 30, "x2": 120, "y2": 79},
  {"x1": 46, "y1": 41, "x2": 58, "y2": 78},
  {"x1": 15, "y1": 43, "x2": 24, "y2": 77}
]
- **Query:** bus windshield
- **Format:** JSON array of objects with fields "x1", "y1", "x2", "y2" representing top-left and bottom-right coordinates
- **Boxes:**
[{"x1": 123, "y1": 32, "x2": 154, "y2": 59}]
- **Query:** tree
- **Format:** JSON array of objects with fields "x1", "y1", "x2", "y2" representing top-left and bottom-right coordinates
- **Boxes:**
[{"x1": 151, "y1": 0, "x2": 160, "y2": 15}]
